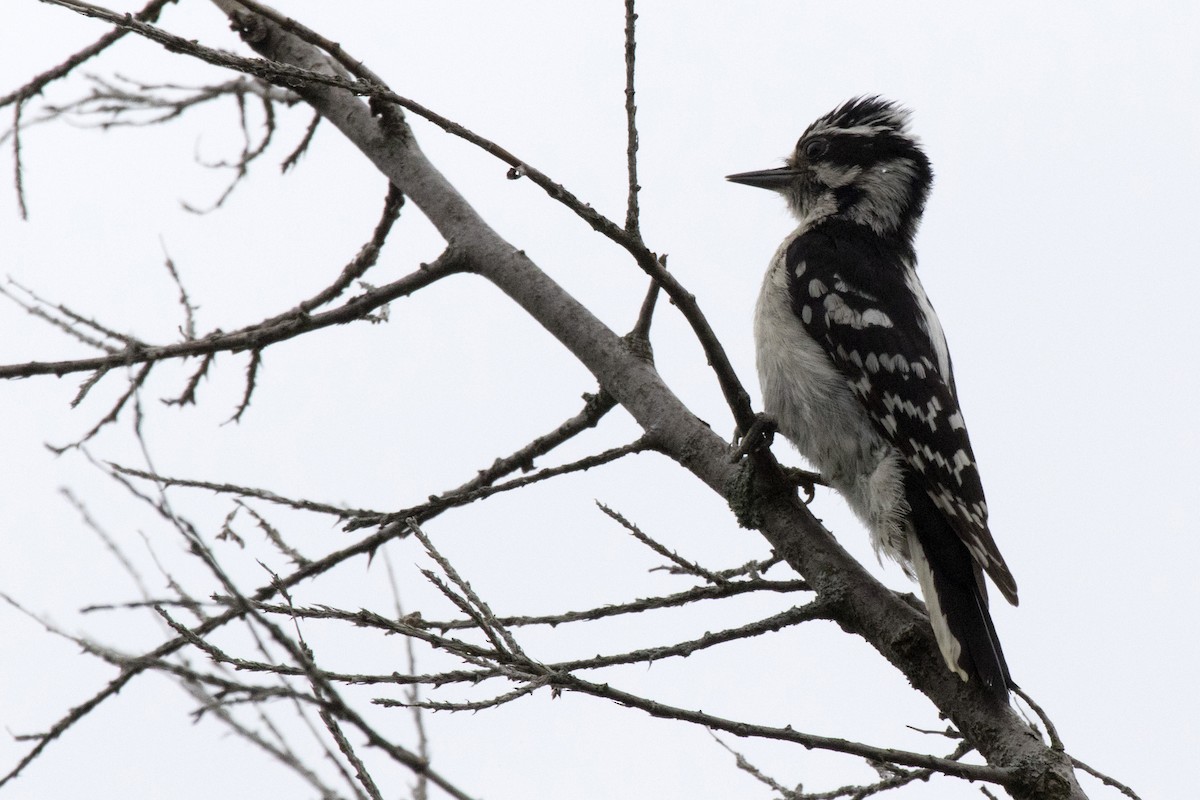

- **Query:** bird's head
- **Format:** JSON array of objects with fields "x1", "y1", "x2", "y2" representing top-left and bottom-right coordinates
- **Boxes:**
[{"x1": 727, "y1": 96, "x2": 933, "y2": 244}]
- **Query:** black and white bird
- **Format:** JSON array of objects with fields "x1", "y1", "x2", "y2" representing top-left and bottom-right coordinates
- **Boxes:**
[{"x1": 727, "y1": 97, "x2": 1018, "y2": 700}]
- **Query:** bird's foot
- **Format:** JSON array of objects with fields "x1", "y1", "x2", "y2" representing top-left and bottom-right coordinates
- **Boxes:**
[
  {"x1": 781, "y1": 466, "x2": 823, "y2": 504},
  {"x1": 729, "y1": 412, "x2": 777, "y2": 463}
]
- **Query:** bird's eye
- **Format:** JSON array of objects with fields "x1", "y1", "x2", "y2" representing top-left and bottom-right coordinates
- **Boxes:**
[{"x1": 802, "y1": 138, "x2": 828, "y2": 159}]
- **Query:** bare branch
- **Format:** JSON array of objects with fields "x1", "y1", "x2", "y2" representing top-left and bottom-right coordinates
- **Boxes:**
[
  {"x1": 237, "y1": 502, "x2": 312, "y2": 567},
  {"x1": 596, "y1": 502, "x2": 727, "y2": 584},
  {"x1": 411, "y1": 519, "x2": 528, "y2": 660},
  {"x1": 381, "y1": 550, "x2": 430, "y2": 800},
  {"x1": 129, "y1": 479, "x2": 477, "y2": 800},
  {"x1": 162, "y1": 353, "x2": 214, "y2": 407},
  {"x1": 713, "y1": 552, "x2": 787, "y2": 580},
  {"x1": 5, "y1": 5, "x2": 1115, "y2": 798},
  {"x1": 61, "y1": 488, "x2": 154, "y2": 599},
  {"x1": 50, "y1": 362, "x2": 153, "y2": 452},
  {"x1": 1068, "y1": 757, "x2": 1142, "y2": 800},
  {"x1": 623, "y1": 0, "x2": 641, "y2": 235},
  {"x1": 318, "y1": 706, "x2": 384, "y2": 800},
  {"x1": 544, "y1": 602, "x2": 827, "y2": 673},
  {"x1": 226, "y1": 348, "x2": 262, "y2": 423},
  {"x1": 631, "y1": 279, "x2": 660, "y2": 344},
  {"x1": 110, "y1": 430, "x2": 654, "y2": 539},
  {"x1": 418, "y1": 576, "x2": 808, "y2": 632},
  {"x1": 351, "y1": 436, "x2": 657, "y2": 533},
  {"x1": 285, "y1": 182, "x2": 403, "y2": 318},
  {"x1": 110, "y1": 462, "x2": 382, "y2": 520},
  {"x1": 794, "y1": 742, "x2": 976, "y2": 800},
  {"x1": 1, "y1": 278, "x2": 127, "y2": 354},
  {"x1": 450, "y1": 388, "x2": 617, "y2": 496},
  {"x1": 389, "y1": 677, "x2": 553, "y2": 714},
  {"x1": 245, "y1": 597, "x2": 824, "y2": 689},
  {"x1": 2, "y1": 0, "x2": 177, "y2": 214},
  {"x1": 552, "y1": 671, "x2": 1009, "y2": 785},
  {"x1": 248, "y1": 580, "x2": 479, "y2": 800},
  {"x1": 39, "y1": 0, "x2": 758, "y2": 436},
  {"x1": 181, "y1": 86, "x2": 276, "y2": 213},
  {"x1": 160, "y1": 244, "x2": 198, "y2": 339},
  {"x1": 0, "y1": 0, "x2": 177, "y2": 111},
  {"x1": 282, "y1": 110, "x2": 320, "y2": 171},
  {"x1": 709, "y1": 731, "x2": 802, "y2": 800},
  {"x1": 0, "y1": 250, "x2": 466, "y2": 380},
  {"x1": 40, "y1": 74, "x2": 293, "y2": 128},
  {"x1": 0, "y1": 594, "x2": 146, "y2": 786},
  {"x1": 12, "y1": 102, "x2": 27, "y2": 219}
]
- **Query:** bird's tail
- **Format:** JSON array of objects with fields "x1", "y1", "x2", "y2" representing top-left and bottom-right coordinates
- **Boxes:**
[{"x1": 905, "y1": 485, "x2": 1013, "y2": 701}]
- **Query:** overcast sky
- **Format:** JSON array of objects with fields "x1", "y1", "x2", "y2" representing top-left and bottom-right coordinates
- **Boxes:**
[{"x1": 2, "y1": 2, "x2": 1197, "y2": 799}]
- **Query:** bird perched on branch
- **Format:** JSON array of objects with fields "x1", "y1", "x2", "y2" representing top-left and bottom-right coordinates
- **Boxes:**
[{"x1": 727, "y1": 96, "x2": 1017, "y2": 700}]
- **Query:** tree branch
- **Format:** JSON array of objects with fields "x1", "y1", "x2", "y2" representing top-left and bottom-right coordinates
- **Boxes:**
[
  {"x1": 10, "y1": 3, "x2": 1099, "y2": 798},
  {"x1": 0, "y1": 250, "x2": 464, "y2": 380},
  {"x1": 196, "y1": 9, "x2": 1086, "y2": 797},
  {"x1": 623, "y1": 0, "x2": 641, "y2": 236}
]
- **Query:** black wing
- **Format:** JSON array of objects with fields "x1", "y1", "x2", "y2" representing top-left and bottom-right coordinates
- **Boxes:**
[{"x1": 785, "y1": 222, "x2": 1017, "y2": 604}]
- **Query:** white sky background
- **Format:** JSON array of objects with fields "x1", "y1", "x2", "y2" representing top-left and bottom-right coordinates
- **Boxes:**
[{"x1": 2, "y1": 2, "x2": 1197, "y2": 799}]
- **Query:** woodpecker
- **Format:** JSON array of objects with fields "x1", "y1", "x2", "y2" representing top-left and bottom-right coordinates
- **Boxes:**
[{"x1": 727, "y1": 96, "x2": 1017, "y2": 700}]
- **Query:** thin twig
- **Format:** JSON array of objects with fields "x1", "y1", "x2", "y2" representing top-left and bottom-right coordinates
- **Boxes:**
[
  {"x1": 709, "y1": 732, "x2": 800, "y2": 799},
  {"x1": 794, "y1": 742, "x2": 975, "y2": 800},
  {"x1": 552, "y1": 671, "x2": 1010, "y2": 785},
  {"x1": 285, "y1": 182, "x2": 403, "y2": 317},
  {"x1": 244, "y1": 600, "x2": 825, "y2": 687},
  {"x1": 381, "y1": 549, "x2": 429, "y2": 800},
  {"x1": 181, "y1": 86, "x2": 276, "y2": 213},
  {"x1": 0, "y1": 249, "x2": 466, "y2": 380},
  {"x1": 1011, "y1": 685, "x2": 1063, "y2": 751},
  {"x1": 110, "y1": 435, "x2": 653, "y2": 533},
  {"x1": 596, "y1": 502, "x2": 727, "y2": 584},
  {"x1": 282, "y1": 111, "x2": 320, "y2": 171},
  {"x1": 449, "y1": 388, "x2": 617, "y2": 496},
  {"x1": 417, "y1": 576, "x2": 808, "y2": 631},
  {"x1": 110, "y1": 462, "x2": 382, "y2": 519},
  {"x1": 0, "y1": 597, "x2": 147, "y2": 786},
  {"x1": 0, "y1": 0, "x2": 177, "y2": 111},
  {"x1": 387, "y1": 678, "x2": 551, "y2": 713},
  {"x1": 1, "y1": 278, "x2": 127, "y2": 354},
  {"x1": 351, "y1": 436, "x2": 656, "y2": 533},
  {"x1": 237, "y1": 501, "x2": 311, "y2": 567},
  {"x1": 318, "y1": 707, "x2": 384, "y2": 800},
  {"x1": 160, "y1": 242, "x2": 197, "y2": 340},
  {"x1": 1069, "y1": 756, "x2": 1142, "y2": 800},
  {"x1": 162, "y1": 353, "x2": 214, "y2": 407},
  {"x1": 139, "y1": 480, "x2": 473, "y2": 800},
  {"x1": 12, "y1": 102, "x2": 28, "y2": 219},
  {"x1": 227, "y1": 347, "x2": 262, "y2": 422},
  {"x1": 38, "y1": 0, "x2": 759, "y2": 437},
  {"x1": 622, "y1": 0, "x2": 640, "y2": 235},
  {"x1": 32, "y1": 74, "x2": 293, "y2": 130},
  {"x1": 50, "y1": 362, "x2": 153, "y2": 451},
  {"x1": 410, "y1": 519, "x2": 527, "y2": 660}
]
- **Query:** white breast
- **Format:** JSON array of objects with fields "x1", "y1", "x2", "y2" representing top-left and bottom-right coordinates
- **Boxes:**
[{"x1": 753, "y1": 232, "x2": 911, "y2": 565}]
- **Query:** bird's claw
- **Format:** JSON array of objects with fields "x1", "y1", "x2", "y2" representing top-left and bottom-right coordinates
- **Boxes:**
[
  {"x1": 782, "y1": 466, "x2": 822, "y2": 503},
  {"x1": 730, "y1": 412, "x2": 777, "y2": 462}
]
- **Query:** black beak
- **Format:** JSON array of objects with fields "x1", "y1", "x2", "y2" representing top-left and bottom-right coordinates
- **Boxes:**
[{"x1": 725, "y1": 166, "x2": 801, "y2": 190}]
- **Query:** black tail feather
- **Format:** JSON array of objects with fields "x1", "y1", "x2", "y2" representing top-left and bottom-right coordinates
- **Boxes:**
[{"x1": 904, "y1": 476, "x2": 1013, "y2": 701}]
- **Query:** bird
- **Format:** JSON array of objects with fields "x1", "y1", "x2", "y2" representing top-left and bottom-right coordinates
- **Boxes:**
[{"x1": 727, "y1": 96, "x2": 1018, "y2": 701}]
